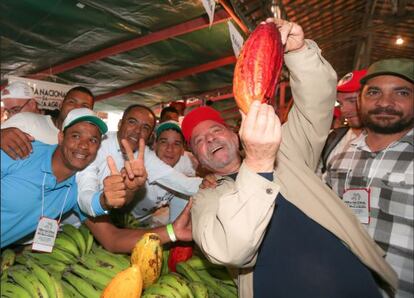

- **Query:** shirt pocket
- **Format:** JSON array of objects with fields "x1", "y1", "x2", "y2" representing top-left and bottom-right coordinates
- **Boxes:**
[
  {"x1": 379, "y1": 172, "x2": 413, "y2": 220},
  {"x1": 326, "y1": 169, "x2": 348, "y2": 196}
]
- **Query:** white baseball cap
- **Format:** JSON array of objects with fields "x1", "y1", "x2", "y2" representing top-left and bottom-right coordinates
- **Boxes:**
[
  {"x1": 62, "y1": 108, "x2": 108, "y2": 134},
  {"x1": 1, "y1": 81, "x2": 34, "y2": 100}
]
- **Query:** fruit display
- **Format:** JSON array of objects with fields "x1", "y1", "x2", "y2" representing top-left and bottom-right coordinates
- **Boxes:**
[
  {"x1": 233, "y1": 22, "x2": 284, "y2": 114},
  {"x1": 0, "y1": 226, "x2": 238, "y2": 298},
  {"x1": 0, "y1": 224, "x2": 130, "y2": 298}
]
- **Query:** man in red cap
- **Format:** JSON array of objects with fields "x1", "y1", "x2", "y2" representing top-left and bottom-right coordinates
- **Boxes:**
[
  {"x1": 318, "y1": 69, "x2": 367, "y2": 174},
  {"x1": 181, "y1": 18, "x2": 396, "y2": 298}
]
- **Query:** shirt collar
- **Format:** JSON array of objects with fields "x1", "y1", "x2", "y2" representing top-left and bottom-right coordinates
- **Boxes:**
[
  {"x1": 400, "y1": 128, "x2": 414, "y2": 146},
  {"x1": 350, "y1": 128, "x2": 414, "y2": 149},
  {"x1": 40, "y1": 144, "x2": 76, "y2": 187},
  {"x1": 40, "y1": 144, "x2": 58, "y2": 174}
]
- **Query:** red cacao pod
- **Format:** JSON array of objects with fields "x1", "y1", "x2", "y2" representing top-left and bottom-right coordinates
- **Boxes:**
[{"x1": 233, "y1": 22, "x2": 284, "y2": 114}]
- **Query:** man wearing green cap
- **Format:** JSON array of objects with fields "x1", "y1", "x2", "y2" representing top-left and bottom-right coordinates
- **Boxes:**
[
  {"x1": 125, "y1": 120, "x2": 197, "y2": 225},
  {"x1": 323, "y1": 58, "x2": 413, "y2": 297},
  {"x1": 1, "y1": 108, "x2": 108, "y2": 248}
]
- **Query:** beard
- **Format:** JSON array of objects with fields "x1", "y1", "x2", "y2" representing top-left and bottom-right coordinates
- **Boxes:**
[{"x1": 360, "y1": 107, "x2": 414, "y2": 134}]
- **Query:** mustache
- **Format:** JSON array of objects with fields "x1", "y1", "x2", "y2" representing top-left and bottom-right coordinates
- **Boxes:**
[{"x1": 368, "y1": 107, "x2": 402, "y2": 116}]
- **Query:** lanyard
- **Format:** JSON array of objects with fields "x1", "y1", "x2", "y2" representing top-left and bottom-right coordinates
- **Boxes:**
[
  {"x1": 41, "y1": 173, "x2": 71, "y2": 224},
  {"x1": 344, "y1": 137, "x2": 391, "y2": 190}
]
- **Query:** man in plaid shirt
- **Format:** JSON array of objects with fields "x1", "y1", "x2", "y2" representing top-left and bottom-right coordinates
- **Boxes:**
[{"x1": 323, "y1": 58, "x2": 413, "y2": 297}]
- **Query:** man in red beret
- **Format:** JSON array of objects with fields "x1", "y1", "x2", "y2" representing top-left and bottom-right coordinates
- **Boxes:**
[
  {"x1": 181, "y1": 18, "x2": 397, "y2": 298},
  {"x1": 318, "y1": 69, "x2": 367, "y2": 174}
]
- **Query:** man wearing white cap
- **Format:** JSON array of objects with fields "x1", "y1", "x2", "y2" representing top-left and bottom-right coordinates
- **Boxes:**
[
  {"x1": 1, "y1": 108, "x2": 107, "y2": 248},
  {"x1": 1, "y1": 81, "x2": 39, "y2": 118}
]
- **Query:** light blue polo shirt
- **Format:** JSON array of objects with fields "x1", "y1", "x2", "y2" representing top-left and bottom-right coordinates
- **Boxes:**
[{"x1": 1, "y1": 141, "x2": 86, "y2": 248}]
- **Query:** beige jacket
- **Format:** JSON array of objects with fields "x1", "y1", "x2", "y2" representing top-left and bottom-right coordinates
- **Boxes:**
[{"x1": 191, "y1": 40, "x2": 398, "y2": 297}]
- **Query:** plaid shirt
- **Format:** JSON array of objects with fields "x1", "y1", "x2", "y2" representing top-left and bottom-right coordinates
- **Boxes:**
[{"x1": 323, "y1": 128, "x2": 413, "y2": 297}]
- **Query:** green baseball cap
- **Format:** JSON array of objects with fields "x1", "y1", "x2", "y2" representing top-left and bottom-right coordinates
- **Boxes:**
[
  {"x1": 156, "y1": 120, "x2": 182, "y2": 139},
  {"x1": 63, "y1": 108, "x2": 108, "y2": 134},
  {"x1": 360, "y1": 58, "x2": 414, "y2": 85}
]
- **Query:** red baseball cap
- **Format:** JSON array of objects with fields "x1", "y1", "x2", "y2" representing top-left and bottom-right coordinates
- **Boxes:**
[
  {"x1": 181, "y1": 106, "x2": 226, "y2": 143},
  {"x1": 337, "y1": 69, "x2": 367, "y2": 92}
]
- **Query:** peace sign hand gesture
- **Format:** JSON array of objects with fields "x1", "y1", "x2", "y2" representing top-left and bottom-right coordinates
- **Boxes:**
[{"x1": 121, "y1": 138, "x2": 147, "y2": 192}]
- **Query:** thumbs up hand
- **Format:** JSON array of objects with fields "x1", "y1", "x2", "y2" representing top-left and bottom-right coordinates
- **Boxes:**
[{"x1": 100, "y1": 156, "x2": 128, "y2": 210}]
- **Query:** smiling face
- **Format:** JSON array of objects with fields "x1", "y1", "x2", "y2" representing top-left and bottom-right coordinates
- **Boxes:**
[
  {"x1": 154, "y1": 129, "x2": 184, "y2": 167},
  {"x1": 58, "y1": 90, "x2": 94, "y2": 125},
  {"x1": 190, "y1": 120, "x2": 241, "y2": 175},
  {"x1": 117, "y1": 107, "x2": 155, "y2": 152},
  {"x1": 58, "y1": 122, "x2": 102, "y2": 172},
  {"x1": 358, "y1": 75, "x2": 414, "y2": 134},
  {"x1": 337, "y1": 91, "x2": 362, "y2": 128},
  {"x1": 3, "y1": 98, "x2": 39, "y2": 117}
]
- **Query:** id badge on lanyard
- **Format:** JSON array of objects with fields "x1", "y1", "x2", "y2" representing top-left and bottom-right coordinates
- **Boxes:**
[
  {"x1": 343, "y1": 188, "x2": 371, "y2": 224},
  {"x1": 31, "y1": 173, "x2": 71, "y2": 252},
  {"x1": 32, "y1": 217, "x2": 59, "y2": 252}
]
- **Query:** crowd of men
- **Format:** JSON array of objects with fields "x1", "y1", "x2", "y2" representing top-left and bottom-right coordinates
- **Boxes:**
[{"x1": 1, "y1": 17, "x2": 412, "y2": 298}]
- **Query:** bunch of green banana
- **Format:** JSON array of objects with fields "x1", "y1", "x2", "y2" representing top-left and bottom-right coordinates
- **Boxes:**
[
  {"x1": 141, "y1": 250, "x2": 238, "y2": 298},
  {"x1": 7, "y1": 264, "x2": 49, "y2": 298},
  {"x1": 110, "y1": 210, "x2": 143, "y2": 229},
  {"x1": 1, "y1": 223, "x2": 142, "y2": 297},
  {"x1": 60, "y1": 224, "x2": 87, "y2": 257},
  {"x1": 90, "y1": 244, "x2": 130, "y2": 270},
  {"x1": 70, "y1": 263, "x2": 112, "y2": 290},
  {"x1": 80, "y1": 252, "x2": 123, "y2": 279},
  {"x1": 188, "y1": 281, "x2": 209, "y2": 298},
  {"x1": 54, "y1": 232, "x2": 81, "y2": 259},
  {"x1": 62, "y1": 271, "x2": 101, "y2": 298},
  {"x1": 161, "y1": 249, "x2": 170, "y2": 275},
  {"x1": 1, "y1": 280, "x2": 32, "y2": 298},
  {"x1": 78, "y1": 224, "x2": 94, "y2": 254},
  {"x1": 25, "y1": 257, "x2": 65, "y2": 298}
]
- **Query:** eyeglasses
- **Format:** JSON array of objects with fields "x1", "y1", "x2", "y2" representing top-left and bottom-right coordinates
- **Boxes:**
[{"x1": 4, "y1": 99, "x2": 32, "y2": 116}]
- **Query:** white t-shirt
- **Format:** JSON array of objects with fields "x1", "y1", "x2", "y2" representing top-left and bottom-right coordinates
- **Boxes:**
[
  {"x1": 76, "y1": 131, "x2": 202, "y2": 217},
  {"x1": 1, "y1": 112, "x2": 59, "y2": 144}
]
